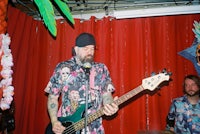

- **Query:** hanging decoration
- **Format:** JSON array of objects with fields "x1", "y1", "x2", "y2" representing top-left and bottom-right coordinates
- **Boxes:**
[
  {"x1": 178, "y1": 21, "x2": 200, "y2": 76},
  {"x1": 0, "y1": 34, "x2": 14, "y2": 110},
  {"x1": 0, "y1": 0, "x2": 14, "y2": 110},
  {"x1": 34, "y1": 0, "x2": 75, "y2": 37}
]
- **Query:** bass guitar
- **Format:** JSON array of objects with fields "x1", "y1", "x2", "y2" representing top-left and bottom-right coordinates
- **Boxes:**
[{"x1": 46, "y1": 70, "x2": 171, "y2": 134}]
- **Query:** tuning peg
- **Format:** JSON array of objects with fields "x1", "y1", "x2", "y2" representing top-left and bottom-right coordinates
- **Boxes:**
[
  {"x1": 161, "y1": 68, "x2": 172, "y2": 76},
  {"x1": 162, "y1": 68, "x2": 167, "y2": 73},
  {"x1": 151, "y1": 72, "x2": 156, "y2": 76},
  {"x1": 167, "y1": 72, "x2": 172, "y2": 76}
]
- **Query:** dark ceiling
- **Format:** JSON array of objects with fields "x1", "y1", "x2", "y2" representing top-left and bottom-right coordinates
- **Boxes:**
[{"x1": 9, "y1": 0, "x2": 200, "y2": 18}]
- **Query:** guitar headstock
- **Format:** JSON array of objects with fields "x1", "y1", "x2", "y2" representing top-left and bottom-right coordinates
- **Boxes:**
[{"x1": 142, "y1": 69, "x2": 171, "y2": 91}]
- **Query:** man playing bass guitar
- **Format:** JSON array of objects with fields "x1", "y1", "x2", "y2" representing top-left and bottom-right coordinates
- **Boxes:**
[{"x1": 45, "y1": 33, "x2": 119, "y2": 134}]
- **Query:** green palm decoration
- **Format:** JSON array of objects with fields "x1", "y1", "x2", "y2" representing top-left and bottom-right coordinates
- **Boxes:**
[
  {"x1": 54, "y1": 0, "x2": 74, "y2": 24},
  {"x1": 34, "y1": 0, "x2": 75, "y2": 37}
]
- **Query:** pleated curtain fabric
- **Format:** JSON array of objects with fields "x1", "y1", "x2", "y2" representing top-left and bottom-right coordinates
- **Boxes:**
[{"x1": 7, "y1": 5, "x2": 200, "y2": 134}]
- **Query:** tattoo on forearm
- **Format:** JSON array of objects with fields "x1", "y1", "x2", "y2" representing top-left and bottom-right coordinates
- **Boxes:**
[
  {"x1": 47, "y1": 95, "x2": 59, "y2": 122},
  {"x1": 50, "y1": 103, "x2": 56, "y2": 108},
  {"x1": 103, "y1": 92, "x2": 113, "y2": 105}
]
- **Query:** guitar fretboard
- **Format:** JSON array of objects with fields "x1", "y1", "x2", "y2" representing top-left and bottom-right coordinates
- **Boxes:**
[
  {"x1": 71, "y1": 85, "x2": 144, "y2": 132},
  {"x1": 62, "y1": 71, "x2": 170, "y2": 134}
]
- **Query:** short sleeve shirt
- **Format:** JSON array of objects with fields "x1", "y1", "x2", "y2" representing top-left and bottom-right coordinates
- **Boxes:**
[
  {"x1": 166, "y1": 95, "x2": 200, "y2": 134},
  {"x1": 45, "y1": 57, "x2": 115, "y2": 134}
]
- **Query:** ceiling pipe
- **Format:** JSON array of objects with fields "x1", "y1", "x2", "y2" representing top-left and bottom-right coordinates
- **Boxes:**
[
  {"x1": 113, "y1": 5, "x2": 200, "y2": 19},
  {"x1": 68, "y1": 4, "x2": 200, "y2": 20}
]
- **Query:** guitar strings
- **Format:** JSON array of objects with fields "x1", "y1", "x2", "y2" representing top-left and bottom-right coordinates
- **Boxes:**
[
  {"x1": 62, "y1": 109, "x2": 104, "y2": 134},
  {"x1": 62, "y1": 117, "x2": 85, "y2": 134},
  {"x1": 60, "y1": 75, "x2": 165, "y2": 133},
  {"x1": 61, "y1": 89, "x2": 136, "y2": 134}
]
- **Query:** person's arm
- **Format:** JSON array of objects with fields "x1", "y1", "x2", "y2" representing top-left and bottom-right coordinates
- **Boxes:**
[
  {"x1": 101, "y1": 65, "x2": 119, "y2": 116},
  {"x1": 47, "y1": 94, "x2": 59, "y2": 124},
  {"x1": 166, "y1": 100, "x2": 176, "y2": 133},
  {"x1": 47, "y1": 94, "x2": 65, "y2": 134},
  {"x1": 102, "y1": 92, "x2": 119, "y2": 116},
  {"x1": 166, "y1": 116, "x2": 175, "y2": 132}
]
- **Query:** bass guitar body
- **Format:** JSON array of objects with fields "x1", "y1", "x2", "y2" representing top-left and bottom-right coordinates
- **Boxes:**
[{"x1": 45, "y1": 104, "x2": 85, "y2": 134}]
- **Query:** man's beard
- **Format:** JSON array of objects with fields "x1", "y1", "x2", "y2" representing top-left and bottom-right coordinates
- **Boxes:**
[
  {"x1": 185, "y1": 89, "x2": 200, "y2": 97},
  {"x1": 81, "y1": 55, "x2": 94, "y2": 64}
]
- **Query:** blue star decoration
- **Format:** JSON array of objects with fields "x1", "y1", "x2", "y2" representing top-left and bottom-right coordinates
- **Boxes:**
[{"x1": 178, "y1": 38, "x2": 200, "y2": 76}]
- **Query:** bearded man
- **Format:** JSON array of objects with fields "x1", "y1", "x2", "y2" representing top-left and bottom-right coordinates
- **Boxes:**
[
  {"x1": 166, "y1": 75, "x2": 200, "y2": 134},
  {"x1": 45, "y1": 33, "x2": 119, "y2": 134}
]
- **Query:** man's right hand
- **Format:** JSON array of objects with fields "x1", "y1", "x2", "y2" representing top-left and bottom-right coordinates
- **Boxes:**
[{"x1": 52, "y1": 120, "x2": 65, "y2": 134}]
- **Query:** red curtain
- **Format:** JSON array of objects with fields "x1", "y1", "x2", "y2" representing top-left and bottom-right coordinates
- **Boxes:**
[{"x1": 7, "y1": 5, "x2": 200, "y2": 134}]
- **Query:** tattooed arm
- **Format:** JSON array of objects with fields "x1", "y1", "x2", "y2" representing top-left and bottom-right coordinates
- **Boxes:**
[
  {"x1": 47, "y1": 94, "x2": 65, "y2": 134},
  {"x1": 102, "y1": 92, "x2": 119, "y2": 116},
  {"x1": 47, "y1": 94, "x2": 59, "y2": 124},
  {"x1": 103, "y1": 92, "x2": 114, "y2": 105}
]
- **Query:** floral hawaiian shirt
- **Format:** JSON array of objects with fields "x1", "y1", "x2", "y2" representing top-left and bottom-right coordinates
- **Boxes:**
[
  {"x1": 166, "y1": 95, "x2": 200, "y2": 134},
  {"x1": 45, "y1": 57, "x2": 115, "y2": 134}
]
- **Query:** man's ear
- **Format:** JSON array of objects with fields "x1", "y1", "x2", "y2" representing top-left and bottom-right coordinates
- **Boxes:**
[
  {"x1": 74, "y1": 46, "x2": 78, "y2": 55},
  {"x1": 72, "y1": 47, "x2": 76, "y2": 56}
]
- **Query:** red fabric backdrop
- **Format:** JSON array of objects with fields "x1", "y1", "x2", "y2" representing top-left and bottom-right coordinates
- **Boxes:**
[{"x1": 7, "y1": 5, "x2": 200, "y2": 134}]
